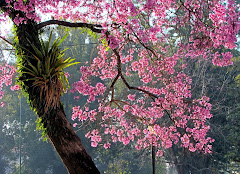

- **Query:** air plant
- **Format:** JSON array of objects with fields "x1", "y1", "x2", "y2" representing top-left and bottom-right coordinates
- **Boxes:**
[{"x1": 20, "y1": 32, "x2": 79, "y2": 112}]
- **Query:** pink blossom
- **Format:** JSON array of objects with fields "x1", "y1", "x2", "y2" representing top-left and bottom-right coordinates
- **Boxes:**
[
  {"x1": 0, "y1": 0, "x2": 237, "y2": 155},
  {"x1": 103, "y1": 143, "x2": 111, "y2": 149},
  {"x1": 10, "y1": 85, "x2": 20, "y2": 91},
  {"x1": 64, "y1": 72, "x2": 70, "y2": 78},
  {"x1": 127, "y1": 94, "x2": 136, "y2": 101},
  {"x1": 73, "y1": 123, "x2": 78, "y2": 128},
  {"x1": 91, "y1": 141, "x2": 98, "y2": 147},
  {"x1": 156, "y1": 150, "x2": 163, "y2": 157},
  {"x1": 181, "y1": 134, "x2": 190, "y2": 148},
  {"x1": 1, "y1": 102, "x2": 5, "y2": 107}
]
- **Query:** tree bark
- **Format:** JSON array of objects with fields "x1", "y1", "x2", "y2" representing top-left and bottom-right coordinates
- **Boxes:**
[{"x1": 47, "y1": 105, "x2": 100, "y2": 174}]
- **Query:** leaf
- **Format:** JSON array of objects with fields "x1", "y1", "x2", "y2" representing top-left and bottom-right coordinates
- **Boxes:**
[
  {"x1": 27, "y1": 41, "x2": 44, "y2": 60},
  {"x1": 21, "y1": 71, "x2": 37, "y2": 77},
  {"x1": 37, "y1": 60, "x2": 42, "y2": 74},
  {"x1": 20, "y1": 65, "x2": 37, "y2": 76},
  {"x1": 46, "y1": 31, "x2": 53, "y2": 53},
  {"x1": 27, "y1": 60, "x2": 39, "y2": 76},
  {"x1": 63, "y1": 62, "x2": 80, "y2": 69},
  {"x1": 56, "y1": 33, "x2": 69, "y2": 47}
]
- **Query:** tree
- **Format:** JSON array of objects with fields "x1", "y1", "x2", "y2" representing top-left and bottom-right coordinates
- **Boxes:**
[
  {"x1": 163, "y1": 54, "x2": 240, "y2": 174},
  {"x1": 0, "y1": 0, "x2": 239, "y2": 173}
]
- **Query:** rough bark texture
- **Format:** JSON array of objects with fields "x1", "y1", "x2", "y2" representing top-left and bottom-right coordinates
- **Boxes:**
[
  {"x1": 1, "y1": 6, "x2": 100, "y2": 174},
  {"x1": 47, "y1": 105, "x2": 100, "y2": 174}
]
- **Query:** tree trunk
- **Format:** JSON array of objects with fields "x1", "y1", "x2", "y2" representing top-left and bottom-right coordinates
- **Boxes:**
[
  {"x1": 1, "y1": 7, "x2": 100, "y2": 174},
  {"x1": 47, "y1": 105, "x2": 100, "y2": 174}
]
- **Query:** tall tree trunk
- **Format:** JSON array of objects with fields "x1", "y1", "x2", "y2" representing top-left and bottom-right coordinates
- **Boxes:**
[
  {"x1": 1, "y1": 7, "x2": 100, "y2": 174},
  {"x1": 47, "y1": 105, "x2": 100, "y2": 174}
]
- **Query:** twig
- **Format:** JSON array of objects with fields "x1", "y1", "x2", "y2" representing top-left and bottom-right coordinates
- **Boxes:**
[{"x1": 0, "y1": 36, "x2": 14, "y2": 46}]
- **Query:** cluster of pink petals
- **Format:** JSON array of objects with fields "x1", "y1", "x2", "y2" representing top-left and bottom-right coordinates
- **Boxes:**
[
  {"x1": 0, "y1": 64, "x2": 17, "y2": 106},
  {"x1": 85, "y1": 129, "x2": 102, "y2": 147},
  {"x1": 1, "y1": 0, "x2": 240, "y2": 155},
  {"x1": 10, "y1": 84, "x2": 20, "y2": 91},
  {"x1": 66, "y1": 0, "x2": 239, "y2": 155},
  {"x1": 70, "y1": 66, "x2": 106, "y2": 103},
  {"x1": 5, "y1": 0, "x2": 40, "y2": 25}
]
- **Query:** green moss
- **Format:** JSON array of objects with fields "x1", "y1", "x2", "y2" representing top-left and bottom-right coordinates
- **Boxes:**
[{"x1": 13, "y1": 21, "x2": 77, "y2": 136}]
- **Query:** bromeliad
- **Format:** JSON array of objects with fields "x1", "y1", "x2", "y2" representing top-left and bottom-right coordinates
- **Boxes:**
[{"x1": 19, "y1": 32, "x2": 79, "y2": 112}]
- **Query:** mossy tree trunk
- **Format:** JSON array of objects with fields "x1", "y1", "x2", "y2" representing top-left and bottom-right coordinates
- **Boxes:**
[{"x1": 1, "y1": 6, "x2": 100, "y2": 174}]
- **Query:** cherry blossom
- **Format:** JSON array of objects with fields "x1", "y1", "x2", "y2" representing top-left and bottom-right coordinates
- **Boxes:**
[
  {"x1": 0, "y1": 63, "x2": 17, "y2": 105},
  {"x1": 1, "y1": 0, "x2": 240, "y2": 155}
]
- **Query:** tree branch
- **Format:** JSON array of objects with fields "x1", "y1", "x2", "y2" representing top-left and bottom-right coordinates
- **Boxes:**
[
  {"x1": 132, "y1": 31, "x2": 158, "y2": 58},
  {"x1": 0, "y1": 36, "x2": 14, "y2": 46},
  {"x1": 37, "y1": 20, "x2": 102, "y2": 33},
  {"x1": 112, "y1": 48, "x2": 158, "y2": 99},
  {"x1": 111, "y1": 47, "x2": 182, "y2": 132}
]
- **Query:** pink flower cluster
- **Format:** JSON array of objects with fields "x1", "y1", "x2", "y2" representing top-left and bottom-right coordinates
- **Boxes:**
[
  {"x1": 10, "y1": 85, "x2": 20, "y2": 91},
  {"x1": 65, "y1": 0, "x2": 239, "y2": 155},
  {"x1": 71, "y1": 66, "x2": 106, "y2": 103},
  {"x1": 5, "y1": 0, "x2": 40, "y2": 25},
  {"x1": 72, "y1": 106, "x2": 97, "y2": 122},
  {"x1": 0, "y1": 64, "x2": 17, "y2": 106},
  {"x1": 1, "y1": 0, "x2": 239, "y2": 155},
  {"x1": 85, "y1": 129, "x2": 102, "y2": 147}
]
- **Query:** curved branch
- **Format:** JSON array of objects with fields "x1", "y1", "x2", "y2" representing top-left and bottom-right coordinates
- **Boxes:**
[
  {"x1": 37, "y1": 20, "x2": 102, "y2": 33},
  {"x1": 111, "y1": 47, "x2": 179, "y2": 129},
  {"x1": 112, "y1": 48, "x2": 158, "y2": 99},
  {"x1": 132, "y1": 31, "x2": 158, "y2": 58}
]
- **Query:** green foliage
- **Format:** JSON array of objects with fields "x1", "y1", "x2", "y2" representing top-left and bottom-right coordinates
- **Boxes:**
[
  {"x1": 235, "y1": 74, "x2": 240, "y2": 87},
  {"x1": 35, "y1": 117, "x2": 48, "y2": 141},
  {"x1": 233, "y1": 56, "x2": 240, "y2": 87},
  {"x1": 18, "y1": 31, "x2": 79, "y2": 112},
  {"x1": 80, "y1": 27, "x2": 99, "y2": 40},
  {"x1": 102, "y1": 38, "x2": 110, "y2": 51}
]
